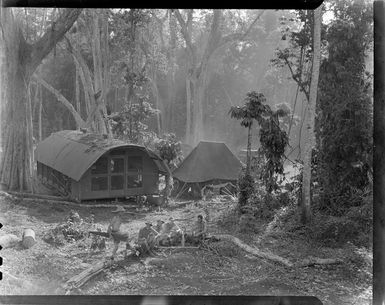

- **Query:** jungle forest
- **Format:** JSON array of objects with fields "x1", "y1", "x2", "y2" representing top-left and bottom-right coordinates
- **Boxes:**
[{"x1": 0, "y1": 2, "x2": 374, "y2": 305}]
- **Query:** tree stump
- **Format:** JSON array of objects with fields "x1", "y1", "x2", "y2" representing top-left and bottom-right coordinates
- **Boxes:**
[{"x1": 22, "y1": 229, "x2": 36, "y2": 249}]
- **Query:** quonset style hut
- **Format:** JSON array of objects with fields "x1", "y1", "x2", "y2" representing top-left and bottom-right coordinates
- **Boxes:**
[
  {"x1": 172, "y1": 141, "x2": 243, "y2": 197},
  {"x1": 35, "y1": 130, "x2": 170, "y2": 201}
]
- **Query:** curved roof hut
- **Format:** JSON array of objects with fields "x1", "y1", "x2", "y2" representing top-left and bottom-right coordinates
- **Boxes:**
[{"x1": 35, "y1": 130, "x2": 170, "y2": 201}]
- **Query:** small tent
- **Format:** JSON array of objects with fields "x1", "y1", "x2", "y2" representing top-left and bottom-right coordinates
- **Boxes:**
[{"x1": 172, "y1": 141, "x2": 243, "y2": 197}]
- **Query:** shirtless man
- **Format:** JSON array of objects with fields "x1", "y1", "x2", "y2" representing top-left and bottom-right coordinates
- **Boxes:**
[
  {"x1": 107, "y1": 206, "x2": 133, "y2": 259},
  {"x1": 158, "y1": 217, "x2": 183, "y2": 246},
  {"x1": 192, "y1": 214, "x2": 207, "y2": 243}
]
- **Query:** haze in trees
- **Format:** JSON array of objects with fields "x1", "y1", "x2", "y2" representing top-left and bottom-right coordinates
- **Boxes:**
[{"x1": 0, "y1": 6, "x2": 373, "y2": 302}]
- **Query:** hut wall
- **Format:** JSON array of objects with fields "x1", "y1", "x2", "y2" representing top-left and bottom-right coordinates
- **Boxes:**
[
  {"x1": 78, "y1": 147, "x2": 159, "y2": 200},
  {"x1": 37, "y1": 161, "x2": 72, "y2": 195}
]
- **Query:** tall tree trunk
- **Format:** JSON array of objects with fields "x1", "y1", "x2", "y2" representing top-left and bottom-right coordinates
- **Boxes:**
[
  {"x1": 91, "y1": 11, "x2": 109, "y2": 135},
  {"x1": 166, "y1": 10, "x2": 177, "y2": 133},
  {"x1": 26, "y1": 83, "x2": 34, "y2": 183},
  {"x1": 192, "y1": 63, "x2": 210, "y2": 145},
  {"x1": 192, "y1": 74, "x2": 205, "y2": 145},
  {"x1": 300, "y1": 5, "x2": 321, "y2": 224},
  {"x1": 149, "y1": 75, "x2": 162, "y2": 136},
  {"x1": 246, "y1": 124, "x2": 252, "y2": 176},
  {"x1": 373, "y1": 2, "x2": 385, "y2": 304},
  {"x1": 0, "y1": 8, "x2": 81, "y2": 191},
  {"x1": 185, "y1": 78, "x2": 192, "y2": 144},
  {"x1": 38, "y1": 84, "x2": 43, "y2": 141},
  {"x1": 1, "y1": 66, "x2": 33, "y2": 191},
  {"x1": 75, "y1": 64, "x2": 80, "y2": 115}
]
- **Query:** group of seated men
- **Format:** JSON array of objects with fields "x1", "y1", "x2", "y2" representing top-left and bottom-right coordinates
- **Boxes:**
[
  {"x1": 137, "y1": 214, "x2": 208, "y2": 251},
  {"x1": 107, "y1": 205, "x2": 207, "y2": 259}
]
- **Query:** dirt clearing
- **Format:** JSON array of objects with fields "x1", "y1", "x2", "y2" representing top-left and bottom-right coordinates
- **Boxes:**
[{"x1": 0, "y1": 194, "x2": 371, "y2": 305}]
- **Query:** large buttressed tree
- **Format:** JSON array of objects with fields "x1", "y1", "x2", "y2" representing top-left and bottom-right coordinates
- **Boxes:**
[{"x1": 0, "y1": 8, "x2": 81, "y2": 191}]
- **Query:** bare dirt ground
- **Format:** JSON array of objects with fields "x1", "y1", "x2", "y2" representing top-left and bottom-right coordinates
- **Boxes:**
[{"x1": 0, "y1": 193, "x2": 372, "y2": 305}]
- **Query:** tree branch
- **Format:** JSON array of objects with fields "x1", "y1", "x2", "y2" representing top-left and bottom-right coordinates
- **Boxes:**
[
  {"x1": 220, "y1": 10, "x2": 265, "y2": 47},
  {"x1": 34, "y1": 75, "x2": 85, "y2": 128},
  {"x1": 28, "y1": 9, "x2": 82, "y2": 76},
  {"x1": 283, "y1": 56, "x2": 310, "y2": 102},
  {"x1": 174, "y1": 9, "x2": 195, "y2": 58}
]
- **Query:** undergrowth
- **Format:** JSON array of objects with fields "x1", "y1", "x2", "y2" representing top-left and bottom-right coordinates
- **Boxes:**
[{"x1": 43, "y1": 210, "x2": 95, "y2": 246}]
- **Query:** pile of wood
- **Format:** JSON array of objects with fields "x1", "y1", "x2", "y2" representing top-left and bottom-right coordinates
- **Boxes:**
[{"x1": 64, "y1": 258, "x2": 115, "y2": 293}]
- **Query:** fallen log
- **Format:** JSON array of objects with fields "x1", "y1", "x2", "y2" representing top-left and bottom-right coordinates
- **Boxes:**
[
  {"x1": 158, "y1": 246, "x2": 199, "y2": 249},
  {"x1": 6, "y1": 191, "x2": 73, "y2": 202},
  {"x1": 295, "y1": 257, "x2": 343, "y2": 267},
  {"x1": 217, "y1": 234, "x2": 343, "y2": 269},
  {"x1": 63, "y1": 244, "x2": 150, "y2": 293},
  {"x1": 0, "y1": 234, "x2": 21, "y2": 249},
  {"x1": 64, "y1": 251, "x2": 129, "y2": 293},
  {"x1": 9, "y1": 196, "x2": 138, "y2": 209},
  {"x1": 214, "y1": 234, "x2": 293, "y2": 268},
  {"x1": 14, "y1": 197, "x2": 81, "y2": 206},
  {"x1": 65, "y1": 258, "x2": 114, "y2": 292}
]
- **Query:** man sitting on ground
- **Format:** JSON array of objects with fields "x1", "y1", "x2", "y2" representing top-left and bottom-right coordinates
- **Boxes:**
[
  {"x1": 192, "y1": 214, "x2": 207, "y2": 244},
  {"x1": 137, "y1": 222, "x2": 158, "y2": 255},
  {"x1": 156, "y1": 217, "x2": 183, "y2": 246},
  {"x1": 155, "y1": 220, "x2": 165, "y2": 234}
]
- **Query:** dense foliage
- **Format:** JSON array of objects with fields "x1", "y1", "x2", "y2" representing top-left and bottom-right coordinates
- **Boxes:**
[
  {"x1": 230, "y1": 91, "x2": 289, "y2": 213},
  {"x1": 109, "y1": 97, "x2": 158, "y2": 145},
  {"x1": 154, "y1": 133, "x2": 183, "y2": 170},
  {"x1": 315, "y1": 0, "x2": 373, "y2": 216}
]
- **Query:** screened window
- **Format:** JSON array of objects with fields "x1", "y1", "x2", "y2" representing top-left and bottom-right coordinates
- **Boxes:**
[
  {"x1": 91, "y1": 177, "x2": 108, "y2": 191},
  {"x1": 110, "y1": 158, "x2": 124, "y2": 173},
  {"x1": 127, "y1": 157, "x2": 143, "y2": 172},
  {"x1": 111, "y1": 175, "x2": 124, "y2": 190},
  {"x1": 127, "y1": 174, "x2": 143, "y2": 188},
  {"x1": 91, "y1": 157, "x2": 108, "y2": 175}
]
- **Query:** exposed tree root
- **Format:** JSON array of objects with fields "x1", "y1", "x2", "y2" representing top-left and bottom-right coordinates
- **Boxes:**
[
  {"x1": 213, "y1": 234, "x2": 343, "y2": 269},
  {"x1": 214, "y1": 234, "x2": 293, "y2": 267},
  {"x1": 295, "y1": 257, "x2": 343, "y2": 267}
]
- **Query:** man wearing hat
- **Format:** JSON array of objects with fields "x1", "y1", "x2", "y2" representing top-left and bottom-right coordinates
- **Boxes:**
[
  {"x1": 138, "y1": 222, "x2": 159, "y2": 255},
  {"x1": 107, "y1": 206, "x2": 132, "y2": 259},
  {"x1": 155, "y1": 220, "x2": 165, "y2": 234},
  {"x1": 157, "y1": 217, "x2": 183, "y2": 246},
  {"x1": 138, "y1": 222, "x2": 154, "y2": 240}
]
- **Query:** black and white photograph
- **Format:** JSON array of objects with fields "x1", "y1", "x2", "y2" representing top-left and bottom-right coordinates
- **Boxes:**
[{"x1": 0, "y1": 2, "x2": 375, "y2": 305}]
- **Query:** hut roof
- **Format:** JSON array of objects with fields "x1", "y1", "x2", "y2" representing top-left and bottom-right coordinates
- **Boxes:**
[{"x1": 35, "y1": 130, "x2": 170, "y2": 181}]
